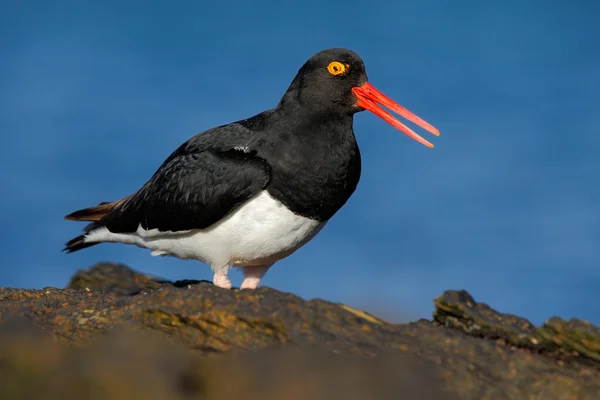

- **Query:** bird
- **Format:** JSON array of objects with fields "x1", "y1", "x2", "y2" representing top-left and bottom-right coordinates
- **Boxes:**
[{"x1": 63, "y1": 48, "x2": 439, "y2": 290}]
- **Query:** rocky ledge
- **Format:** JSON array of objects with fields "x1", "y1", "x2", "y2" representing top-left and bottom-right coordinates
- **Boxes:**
[{"x1": 0, "y1": 262, "x2": 598, "y2": 400}]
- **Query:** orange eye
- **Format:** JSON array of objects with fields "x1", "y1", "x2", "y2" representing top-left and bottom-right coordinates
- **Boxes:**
[{"x1": 327, "y1": 61, "x2": 347, "y2": 76}]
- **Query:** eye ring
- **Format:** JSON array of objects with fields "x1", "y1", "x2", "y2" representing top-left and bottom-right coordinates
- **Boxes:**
[{"x1": 327, "y1": 61, "x2": 347, "y2": 76}]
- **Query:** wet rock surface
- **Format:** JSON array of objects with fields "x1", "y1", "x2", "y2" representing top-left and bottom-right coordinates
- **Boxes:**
[{"x1": 0, "y1": 262, "x2": 598, "y2": 399}]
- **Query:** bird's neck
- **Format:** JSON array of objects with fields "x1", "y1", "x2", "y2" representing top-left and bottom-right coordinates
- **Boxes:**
[
  {"x1": 272, "y1": 103, "x2": 354, "y2": 141},
  {"x1": 277, "y1": 79, "x2": 353, "y2": 118},
  {"x1": 277, "y1": 95, "x2": 353, "y2": 131}
]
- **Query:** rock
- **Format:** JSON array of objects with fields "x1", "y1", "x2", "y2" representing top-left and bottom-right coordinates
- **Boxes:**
[
  {"x1": 66, "y1": 262, "x2": 168, "y2": 295},
  {"x1": 434, "y1": 289, "x2": 600, "y2": 364},
  {"x1": 0, "y1": 263, "x2": 598, "y2": 399}
]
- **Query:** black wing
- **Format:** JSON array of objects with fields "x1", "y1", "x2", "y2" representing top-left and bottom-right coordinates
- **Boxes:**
[{"x1": 94, "y1": 125, "x2": 272, "y2": 234}]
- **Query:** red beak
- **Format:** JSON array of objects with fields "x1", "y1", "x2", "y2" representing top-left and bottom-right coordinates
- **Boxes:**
[{"x1": 352, "y1": 82, "x2": 440, "y2": 148}]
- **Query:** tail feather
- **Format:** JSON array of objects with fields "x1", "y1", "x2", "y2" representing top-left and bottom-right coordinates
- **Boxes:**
[
  {"x1": 64, "y1": 195, "x2": 130, "y2": 253},
  {"x1": 63, "y1": 234, "x2": 99, "y2": 253},
  {"x1": 64, "y1": 195, "x2": 131, "y2": 222}
]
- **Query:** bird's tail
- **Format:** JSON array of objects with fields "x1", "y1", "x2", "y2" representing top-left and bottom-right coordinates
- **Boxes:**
[
  {"x1": 63, "y1": 195, "x2": 131, "y2": 253},
  {"x1": 64, "y1": 234, "x2": 98, "y2": 253},
  {"x1": 64, "y1": 195, "x2": 131, "y2": 222}
]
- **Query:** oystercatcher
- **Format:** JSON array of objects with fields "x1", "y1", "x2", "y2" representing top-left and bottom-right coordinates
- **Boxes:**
[{"x1": 64, "y1": 48, "x2": 439, "y2": 290}]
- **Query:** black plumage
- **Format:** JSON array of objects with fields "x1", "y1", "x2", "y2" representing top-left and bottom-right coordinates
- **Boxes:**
[{"x1": 66, "y1": 48, "x2": 367, "y2": 251}]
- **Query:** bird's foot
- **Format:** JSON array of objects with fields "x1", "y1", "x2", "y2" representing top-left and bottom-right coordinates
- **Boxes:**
[
  {"x1": 240, "y1": 265, "x2": 271, "y2": 290},
  {"x1": 213, "y1": 272, "x2": 232, "y2": 289},
  {"x1": 240, "y1": 277, "x2": 261, "y2": 290}
]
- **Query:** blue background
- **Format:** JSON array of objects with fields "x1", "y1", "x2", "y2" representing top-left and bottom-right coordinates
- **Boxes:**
[{"x1": 1, "y1": 0, "x2": 598, "y2": 325}]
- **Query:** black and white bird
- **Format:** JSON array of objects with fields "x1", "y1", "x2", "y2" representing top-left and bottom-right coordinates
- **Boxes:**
[{"x1": 64, "y1": 48, "x2": 439, "y2": 290}]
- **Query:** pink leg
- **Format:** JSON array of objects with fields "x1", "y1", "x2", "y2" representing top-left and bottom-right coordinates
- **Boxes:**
[
  {"x1": 240, "y1": 265, "x2": 272, "y2": 290},
  {"x1": 212, "y1": 266, "x2": 232, "y2": 289}
]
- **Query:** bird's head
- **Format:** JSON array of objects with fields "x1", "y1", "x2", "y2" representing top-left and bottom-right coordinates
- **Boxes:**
[{"x1": 281, "y1": 48, "x2": 440, "y2": 148}]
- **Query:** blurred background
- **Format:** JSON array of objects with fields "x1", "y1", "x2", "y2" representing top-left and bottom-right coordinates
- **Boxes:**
[{"x1": 1, "y1": 0, "x2": 598, "y2": 325}]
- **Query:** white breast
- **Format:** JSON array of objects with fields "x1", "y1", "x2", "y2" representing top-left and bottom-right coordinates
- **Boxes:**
[{"x1": 84, "y1": 190, "x2": 326, "y2": 269}]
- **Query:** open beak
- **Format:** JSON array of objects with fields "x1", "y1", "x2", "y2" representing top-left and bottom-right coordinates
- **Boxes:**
[{"x1": 352, "y1": 82, "x2": 440, "y2": 148}]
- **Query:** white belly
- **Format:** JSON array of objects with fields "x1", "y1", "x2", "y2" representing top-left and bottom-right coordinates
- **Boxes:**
[{"x1": 84, "y1": 190, "x2": 326, "y2": 269}]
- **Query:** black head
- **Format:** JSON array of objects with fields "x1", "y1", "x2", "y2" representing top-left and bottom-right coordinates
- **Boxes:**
[
  {"x1": 279, "y1": 48, "x2": 368, "y2": 115},
  {"x1": 279, "y1": 47, "x2": 441, "y2": 148}
]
